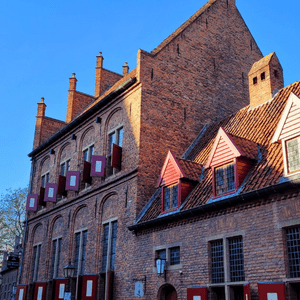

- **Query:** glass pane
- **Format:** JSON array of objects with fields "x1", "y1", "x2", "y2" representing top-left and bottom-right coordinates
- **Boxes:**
[
  {"x1": 164, "y1": 187, "x2": 171, "y2": 211},
  {"x1": 287, "y1": 138, "x2": 300, "y2": 172},
  {"x1": 118, "y1": 128, "x2": 123, "y2": 147},
  {"x1": 83, "y1": 149, "x2": 88, "y2": 162},
  {"x1": 101, "y1": 224, "x2": 109, "y2": 272},
  {"x1": 226, "y1": 164, "x2": 235, "y2": 192},
  {"x1": 55, "y1": 239, "x2": 62, "y2": 278},
  {"x1": 286, "y1": 226, "x2": 300, "y2": 278},
  {"x1": 211, "y1": 240, "x2": 224, "y2": 283},
  {"x1": 109, "y1": 133, "x2": 115, "y2": 154},
  {"x1": 216, "y1": 168, "x2": 225, "y2": 195},
  {"x1": 157, "y1": 249, "x2": 166, "y2": 260},
  {"x1": 31, "y1": 246, "x2": 37, "y2": 282},
  {"x1": 66, "y1": 160, "x2": 70, "y2": 172},
  {"x1": 229, "y1": 237, "x2": 244, "y2": 282},
  {"x1": 60, "y1": 163, "x2": 65, "y2": 176},
  {"x1": 50, "y1": 240, "x2": 57, "y2": 279},
  {"x1": 80, "y1": 231, "x2": 88, "y2": 275},
  {"x1": 170, "y1": 247, "x2": 180, "y2": 265},
  {"x1": 41, "y1": 176, "x2": 45, "y2": 188},
  {"x1": 89, "y1": 146, "x2": 94, "y2": 162},
  {"x1": 172, "y1": 185, "x2": 178, "y2": 208},
  {"x1": 74, "y1": 233, "x2": 81, "y2": 276},
  {"x1": 110, "y1": 222, "x2": 118, "y2": 270}
]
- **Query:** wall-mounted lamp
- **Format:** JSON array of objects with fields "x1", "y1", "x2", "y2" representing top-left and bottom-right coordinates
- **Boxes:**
[
  {"x1": 156, "y1": 258, "x2": 166, "y2": 281},
  {"x1": 63, "y1": 261, "x2": 75, "y2": 297},
  {"x1": 95, "y1": 116, "x2": 101, "y2": 123},
  {"x1": 71, "y1": 134, "x2": 76, "y2": 140},
  {"x1": 50, "y1": 149, "x2": 55, "y2": 155}
]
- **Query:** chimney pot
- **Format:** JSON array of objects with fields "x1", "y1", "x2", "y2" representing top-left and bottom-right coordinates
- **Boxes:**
[
  {"x1": 123, "y1": 62, "x2": 129, "y2": 76},
  {"x1": 69, "y1": 73, "x2": 77, "y2": 91}
]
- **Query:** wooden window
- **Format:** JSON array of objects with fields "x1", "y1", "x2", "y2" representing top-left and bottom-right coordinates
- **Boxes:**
[
  {"x1": 31, "y1": 244, "x2": 41, "y2": 282},
  {"x1": 50, "y1": 238, "x2": 62, "y2": 279},
  {"x1": 101, "y1": 221, "x2": 118, "y2": 273},
  {"x1": 286, "y1": 137, "x2": 300, "y2": 173},
  {"x1": 60, "y1": 160, "x2": 70, "y2": 176},
  {"x1": 163, "y1": 184, "x2": 178, "y2": 211},
  {"x1": 74, "y1": 230, "x2": 87, "y2": 276},
  {"x1": 215, "y1": 163, "x2": 235, "y2": 196},
  {"x1": 41, "y1": 172, "x2": 49, "y2": 188},
  {"x1": 286, "y1": 226, "x2": 300, "y2": 278},
  {"x1": 170, "y1": 247, "x2": 180, "y2": 265},
  {"x1": 107, "y1": 126, "x2": 123, "y2": 176},
  {"x1": 210, "y1": 236, "x2": 244, "y2": 284}
]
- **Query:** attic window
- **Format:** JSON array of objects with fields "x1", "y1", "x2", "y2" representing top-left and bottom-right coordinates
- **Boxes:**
[
  {"x1": 163, "y1": 184, "x2": 178, "y2": 211},
  {"x1": 253, "y1": 77, "x2": 257, "y2": 85},
  {"x1": 215, "y1": 163, "x2": 235, "y2": 196},
  {"x1": 286, "y1": 137, "x2": 300, "y2": 173},
  {"x1": 260, "y1": 72, "x2": 265, "y2": 81}
]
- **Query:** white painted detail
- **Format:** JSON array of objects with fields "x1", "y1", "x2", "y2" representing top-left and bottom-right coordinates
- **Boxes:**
[
  {"x1": 37, "y1": 287, "x2": 43, "y2": 300},
  {"x1": 48, "y1": 188, "x2": 54, "y2": 197},
  {"x1": 86, "y1": 280, "x2": 93, "y2": 297},
  {"x1": 267, "y1": 293, "x2": 278, "y2": 300},
  {"x1": 59, "y1": 284, "x2": 65, "y2": 299},
  {"x1": 18, "y1": 289, "x2": 24, "y2": 300},
  {"x1": 95, "y1": 161, "x2": 102, "y2": 172}
]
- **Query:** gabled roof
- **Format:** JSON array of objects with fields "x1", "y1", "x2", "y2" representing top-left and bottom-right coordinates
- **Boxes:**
[
  {"x1": 136, "y1": 80, "x2": 300, "y2": 224},
  {"x1": 205, "y1": 128, "x2": 257, "y2": 168},
  {"x1": 157, "y1": 151, "x2": 202, "y2": 187},
  {"x1": 271, "y1": 92, "x2": 300, "y2": 143},
  {"x1": 249, "y1": 52, "x2": 278, "y2": 75}
]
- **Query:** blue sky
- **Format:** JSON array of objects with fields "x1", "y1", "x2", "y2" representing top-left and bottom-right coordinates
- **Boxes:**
[{"x1": 0, "y1": 0, "x2": 299, "y2": 196}]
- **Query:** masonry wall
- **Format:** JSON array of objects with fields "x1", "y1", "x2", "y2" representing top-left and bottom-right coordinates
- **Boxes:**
[
  {"x1": 136, "y1": 0, "x2": 263, "y2": 213},
  {"x1": 130, "y1": 191, "x2": 300, "y2": 300}
]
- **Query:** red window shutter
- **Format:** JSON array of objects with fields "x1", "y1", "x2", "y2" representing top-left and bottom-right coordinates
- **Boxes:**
[
  {"x1": 26, "y1": 194, "x2": 38, "y2": 211},
  {"x1": 81, "y1": 275, "x2": 97, "y2": 300},
  {"x1": 83, "y1": 161, "x2": 91, "y2": 184},
  {"x1": 257, "y1": 282, "x2": 286, "y2": 300},
  {"x1": 112, "y1": 144, "x2": 122, "y2": 170},
  {"x1": 38, "y1": 187, "x2": 46, "y2": 206},
  {"x1": 54, "y1": 279, "x2": 68, "y2": 300},
  {"x1": 15, "y1": 285, "x2": 27, "y2": 300},
  {"x1": 187, "y1": 287, "x2": 208, "y2": 300},
  {"x1": 33, "y1": 282, "x2": 47, "y2": 300},
  {"x1": 57, "y1": 175, "x2": 67, "y2": 196},
  {"x1": 244, "y1": 283, "x2": 251, "y2": 300},
  {"x1": 107, "y1": 271, "x2": 114, "y2": 300}
]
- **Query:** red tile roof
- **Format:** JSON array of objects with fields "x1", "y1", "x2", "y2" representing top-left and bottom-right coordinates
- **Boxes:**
[
  {"x1": 177, "y1": 159, "x2": 203, "y2": 182},
  {"x1": 138, "y1": 80, "x2": 300, "y2": 223}
]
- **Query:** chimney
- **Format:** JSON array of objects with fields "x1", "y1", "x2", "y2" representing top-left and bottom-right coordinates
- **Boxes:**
[
  {"x1": 33, "y1": 97, "x2": 47, "y2": 149},
  {"x1": 94, "y1": 51, "x2": 104, "y2": 98},
  {"x1": 248, "y1": 52, "x2": 284, "y2": 109},
  {"x1": 122, "y1": 62, "x2": 129, "y2": 76},
  {"x1": 66, "y1": 73, "x2": 77, "y2": 123}
]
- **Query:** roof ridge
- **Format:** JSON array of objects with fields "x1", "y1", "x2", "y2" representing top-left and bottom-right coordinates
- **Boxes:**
[{"x1": 151, "y1": 0, "x2": 218, "y2": 55}]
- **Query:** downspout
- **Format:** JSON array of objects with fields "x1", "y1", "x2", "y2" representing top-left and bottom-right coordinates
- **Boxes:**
[{"x1": 18, "y1": 158, "x2": 35, "y2": 284}]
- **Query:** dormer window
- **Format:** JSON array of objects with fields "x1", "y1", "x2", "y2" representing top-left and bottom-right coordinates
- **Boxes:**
[
  {"x1": 286, "y1": 137, "x2": 300, "y2": 173},
  {"x1": 206, "y1": 128, "x2": 257, "y2": 198},
  {"x1": 271, "y1": 93, "x2": 300, "y2": 176},
  {"x1": 158, "y1": 151, "x2": 202, "y2": 213},
  {"x1": 163, "y1": 184, "x2": 178, "y2": 211},
  {"x1": 215, "y1": 163, "x2": 235, "y2": 196}
]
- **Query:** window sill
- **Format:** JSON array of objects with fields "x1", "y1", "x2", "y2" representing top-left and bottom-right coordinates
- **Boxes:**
[
  {"x1": 213, "y1": 190, "x2": 236, "y2": 199},
  {"x1": 207, "y1": 281, "x2": 248, "y2": 287}
]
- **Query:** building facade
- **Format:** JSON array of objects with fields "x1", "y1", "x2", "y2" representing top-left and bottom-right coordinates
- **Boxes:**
[{"x1": 15, "y1": 0, "x2": 298, "y2": 300}]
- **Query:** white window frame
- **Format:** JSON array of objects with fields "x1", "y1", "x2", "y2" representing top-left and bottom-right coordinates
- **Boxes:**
[{"x1": 282, "y1": 133, "x2": 300, "y2": 177}]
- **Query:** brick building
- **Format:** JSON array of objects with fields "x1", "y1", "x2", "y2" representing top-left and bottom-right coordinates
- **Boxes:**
[
  {"x1": 129, "y1": 53, "x2": 300, "y2": 300},
  {"x1": 14, "y1": 0, "x2": 293, "y2": 299}
]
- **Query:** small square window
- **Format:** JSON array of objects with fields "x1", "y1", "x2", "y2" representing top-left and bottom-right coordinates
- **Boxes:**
[
  {"x1": 163, "y1": 184, "x2": 178, "y2": 211},
  {"x1": 215, "y1": 163, "x2": 235, "y2": 196},
  {"x1": 170, "y1": 247, "x2": 180, "y2": 265}
]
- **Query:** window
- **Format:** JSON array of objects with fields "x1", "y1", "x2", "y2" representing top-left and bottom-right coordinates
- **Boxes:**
[
  {"x1": 253, "y1": 76, "x2": 257, "y2": 85},
  {"x1": 286, "y1": 137, "x2": 300, "y2": 173},
  {"x1": 261, "y1": 72, "x2": 265, "y2": 81},
  {"x1": 74, "y1": 230, "x2": 87, "y2": 276},
  {"x1": 31, "y1": 244, "x2": 41, "y2": 282},
  {"x1": 170, "y1": 247, "x2": 180, "y2": 265},
  {"x1": 215, "y1": 163, "x2": 235, "y2": 196},
  {"x1": 60, "y1": 160, "x2": 70, "y2": 176},
  {"x1": 50, "y1": 238, "x2": 62, "y2": 279},
  {"x1": 210, "y1": 236, "x2": 244, "y2": 284},
  {"x1": 163, "y1": 184, "x2": 178, "y2": 211},
  {"x1": 286, "y1": 226, "x2": 300, "y2": 278},
  {"x1": 101, "y1": 221, "x2": 118, "y2": 273},
  {"x1": 107, "y1": 127, "x2": 123, "y2": 176},
  {"x1": 83, "y1": 145, "x2": 94, "y2": 163},
  {"x1": 41, "y1": 172, "x2": 49, "y2": 188}
]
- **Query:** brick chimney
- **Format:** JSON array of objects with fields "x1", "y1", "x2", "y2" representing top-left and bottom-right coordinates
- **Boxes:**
[
  {"x1": 248, "y1": 52, "x2": 284, "y2": 109},
  {"x1": 33, "y1": 97, "x2": 47, "y2": 149},
  {"x1": 66, "y1": 73, "x2": 78, "y2": 123},
  {"x1": 123, "y1": 62, "x2": 129, "y2": 76},
  {"x1": 94, "y1": 52, "x2": 104, "y2": 98}
]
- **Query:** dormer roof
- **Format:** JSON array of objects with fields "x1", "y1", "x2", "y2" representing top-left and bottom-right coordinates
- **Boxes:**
[
  {"x1": 157, "y1": 151, "x2": 202, "y2": 187},
  {"x1": 205, "y1": 128, "x2": 257, "y2": 168},
  {"x1": 271, "y1": 92, "x2": 300, "y2": 143}
]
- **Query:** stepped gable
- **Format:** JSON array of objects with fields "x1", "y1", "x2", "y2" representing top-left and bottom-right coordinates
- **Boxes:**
[{"x1": 137, "y1": 80, "x2": 300, "y2": 223}]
